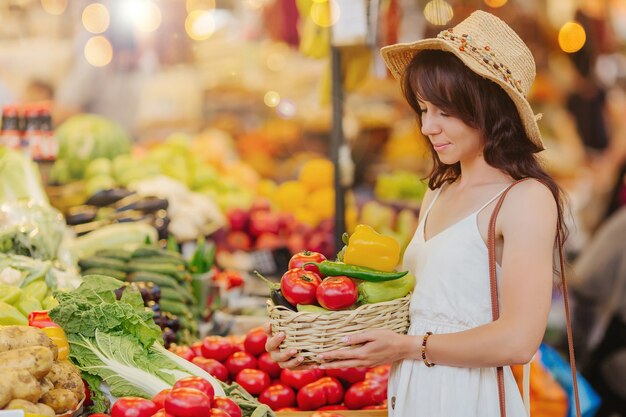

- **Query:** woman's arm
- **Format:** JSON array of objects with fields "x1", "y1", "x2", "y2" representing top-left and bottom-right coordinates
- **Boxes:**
[{"x1": 319, "y1": 180, "x2": 558, "y2": 368}]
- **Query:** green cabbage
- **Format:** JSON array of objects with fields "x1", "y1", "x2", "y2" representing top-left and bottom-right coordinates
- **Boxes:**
[{"x1": 55, "y1": 114, "x2": 132, "y2": 180}]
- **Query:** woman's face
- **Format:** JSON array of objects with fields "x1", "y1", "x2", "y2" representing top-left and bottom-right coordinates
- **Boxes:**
[{"x1": 418, "y1": 100, "x2": 483, "y2": 165}]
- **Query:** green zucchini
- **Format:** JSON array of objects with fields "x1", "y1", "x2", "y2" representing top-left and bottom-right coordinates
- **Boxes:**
[
  {"x1": 127, "y1": 271, "x2": 179, "y2": 288},
  {"x1": 82, "y1": 268, "x2": 127, "y2": 280},
  {"x1": 132, "y1": 246, "x2": 184, "y2": 260},
  {"x1": 159, "y1": 299, "x2": 192, "y2": 317},
  {"x1": 94, "y1": 249, "x2": 132, "y2": 262},
  {"x1": 126, "y1": 261, "x2": 184, "y2": 280},
  {"x1": 79, "y1": 256, "x2": 128, "y2": 272}
]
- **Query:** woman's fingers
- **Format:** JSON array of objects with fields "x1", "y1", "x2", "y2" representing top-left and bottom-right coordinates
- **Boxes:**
[
  {"x1": 278, "y1": 354, "x2": 306, "y2": 369},
  {"x1": 265, "y1": 331, "x2": 284, "y2": 352}
]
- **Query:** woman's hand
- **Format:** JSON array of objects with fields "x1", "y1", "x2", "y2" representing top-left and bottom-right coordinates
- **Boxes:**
[
  {"x1": 263, "y1": 323, "x2": 316, "y2": 369},
  {"x1": 317, "y1": 330, "x2": 417, "y2": 369}
]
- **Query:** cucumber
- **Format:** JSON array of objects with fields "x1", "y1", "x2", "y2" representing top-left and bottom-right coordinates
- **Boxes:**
[
  {"x1": 160, "y1": 286, "x2": 195, "y2": 305},
  {"x1": 159, "y1": 299, "x2": 192, "y2": 317},
  {"x1": 79, "y1": 256, "x2": 128, "y2": 272},
  {"x1": 94, "y1": 249, "x2": 132, "y2": 262},
  {"x1": 132, "y1": 246, "x2": 184, "y2": 260},
  {"x1": 136, "y1": 256, "x2": 188, "y2": 269},
  {"x1": 82, "y1": 268, "x2": 127, "y2": 280},
  {"x1": 127, "y1": 272, "x2": 179, "y2": 288},
  {"x1": 126, "y1": 261, "x2": 184, "y2": 280}
]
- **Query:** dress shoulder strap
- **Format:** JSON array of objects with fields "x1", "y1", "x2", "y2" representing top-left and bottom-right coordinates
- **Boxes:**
[
  {"x1": 422, "y1": 183, "x2": 446, "y2": 218},
  {"x1": 476, "y1": 185, "x2": 510, "y2": 214}
]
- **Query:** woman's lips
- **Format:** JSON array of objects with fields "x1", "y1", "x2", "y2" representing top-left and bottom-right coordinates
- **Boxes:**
[{"x1": 432, "y1": 143, "x2": 451, "y2": 152}]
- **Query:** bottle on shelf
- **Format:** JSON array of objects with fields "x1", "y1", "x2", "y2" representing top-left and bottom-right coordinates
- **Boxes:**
[{"x1": 0, "y1": 105, "x2": 22, "y2": 150}]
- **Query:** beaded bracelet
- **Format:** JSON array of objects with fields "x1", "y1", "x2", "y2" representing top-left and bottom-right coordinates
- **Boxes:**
[{"x1": 421, "y1": 331, "x2": 435, "y2": 367}]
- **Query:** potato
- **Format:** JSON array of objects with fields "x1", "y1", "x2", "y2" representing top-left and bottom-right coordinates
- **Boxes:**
[
  {"x1": 0, "y1": 346, "x2": 54, "y2": 379},
  {"x1": 46, "y1": 361, "x2": 84, "y2": 400},
  {"x1": 40, "y1": 377, "x2": 54, "y2": 396},
  {"x1": 5, "y1": 398, "x2": 39, "y2": 413},
  {"x1": 36, "y1": 402, "x2": 56, "y2": 417},
  {"x1": 0, "y1": 369, "x2": 42, "y2": 408},
  {"x1": 0, "y1": 326, "x2": 58, "y2": 360},
  {"x1": 40, "y1": 388, "x2": 78, "y2": 414}
]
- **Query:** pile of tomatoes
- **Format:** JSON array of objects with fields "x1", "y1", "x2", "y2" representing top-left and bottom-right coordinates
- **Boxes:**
[
  {"x1": 280, "y1": 250, "x2": 358, "y2": 311},
  {"x1": 168, "y1": 327, "x2": 389, "y2": 411},
  {"x1": 89, "y1": 376, "x2": 241, "y2": 417}
]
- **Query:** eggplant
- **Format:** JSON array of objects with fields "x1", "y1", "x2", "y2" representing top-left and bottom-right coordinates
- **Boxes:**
[
  {"x1": 115, "y1": 195, "x2": 169, "y2": 213},
  {"x1": 66, "y1": 205, "x2": 98, "y2": 225},
  {"x1": 86, "y1": 188, "x2": 134, "y2": 207},
  {"x1": 253, "y1": 271, "x2": 297, "y2": 311}
]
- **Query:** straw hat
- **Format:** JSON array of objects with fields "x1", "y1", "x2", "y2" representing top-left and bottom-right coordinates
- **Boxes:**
[{"x1": 381, "y1": 10, "x2": 544, "y2": 149}]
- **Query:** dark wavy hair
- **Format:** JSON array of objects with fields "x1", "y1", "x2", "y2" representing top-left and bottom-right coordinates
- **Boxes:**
[{"x1": 402, "y1": 50, "x2": 568, "y2": 243}]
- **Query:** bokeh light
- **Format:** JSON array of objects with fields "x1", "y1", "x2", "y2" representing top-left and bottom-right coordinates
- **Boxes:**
[
  {"x1": 484, "y1": 0, "x2": 508, "y2": 8},
  {"x1": 84, "y1": 36, "x2": 113, "y2": 67},
  {"x1": 264, "y1": 91, "x2": 281, "y2": 108},
  {"x1": 311, "y1": 0, "x2": 340, "y2": 27},
  {"x1": 82, "y1": 3, "x2": 110, "y2": 34},
  {"x1": 186, "y1": 10, "x2": 216, "y2": 40},
  {"x1": 41, "y1": 0, "x2": 68, "y2": 15},
  {"x1": 558, "y1": 22, "x2": 586, "y2": 53},
  {"x1": 277, "y1": 99, "x2": 296, "y2": 118},
  {"x1": 424, "y1": 0, "x2": 454, "y2": 26},
  {"x1": 134, "y1": 1, "x2": 162, "y2": 32},
  {"x1": 186, "y1": 0, "x2": 215, "y2": 12}
]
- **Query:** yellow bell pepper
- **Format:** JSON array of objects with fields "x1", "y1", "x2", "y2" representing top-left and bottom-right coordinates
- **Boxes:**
[
  {"x1": 28, "y1": 311, "x2": 70, "y2": 361},
  {"x1": 343, "y1": 224, "x2": 401, "y2": 272}
]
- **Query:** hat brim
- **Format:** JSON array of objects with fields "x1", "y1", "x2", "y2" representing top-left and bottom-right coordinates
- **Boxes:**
[{"x1": 381, "y1": 39, "x2": 544, "y2": 149}]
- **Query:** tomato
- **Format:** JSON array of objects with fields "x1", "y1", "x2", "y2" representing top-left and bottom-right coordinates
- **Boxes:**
[
  {"x1": 152, "y1": 389, "x2": 171, "y2": 409},
  {"x1": 164, "y1": 388, "x2": 212, "y2": 417},
  {"x1": 257, "y1": 352, "x2": 281, "y2": 378},
  {"x1": 318, "y1": 405, "x2": 349, "y2": 410},
  {"x1": 280, "y1": 368, "x2": 325, "y2": 390},
  {"x1": 212, "y1": 397, "x2": 242, "y2": 417},
  {"x1": 226, "y1": 335, "x2": 245, "y2": 353},
  {"x1": 296, "y1": 377, "x2": 344, "y2": 411},
  {"x1": 191, "y1": 341, "x2": 204, "y2": 357},
  {"x1": 151, "y1": 410, "x2": 175, "y2": 417},
  {"x1": 243, "y1": 327, "x2": 268, "y2": 357},
  {"x1": 225, "y1": 351, "x2": 257, "y2": 378},
  {"x1": 201, "y1": 336, "x2": 234, "y2": 362},
  {"x1": 316, "y1": 276, "x2": 357, "y2": 310},
  {"x1": 168, "y1": 344, "x2": 196, "y2": 362},
  {"x1": 288, "y1": 251, "x2": 327, "y2": 277},
  {"x1": 192, "y1": 357, "x2": 229, "y2": 382},
  {"x1": 325, "y1": 367, "x2": 368, "y2": 384},
  {"x1": 364, "y1": 365, "x2": 391, "y2": 383},
  {"x1": 343, "y1": 380, "x2": 386, "y2": 410},
  {"x1": 258, "y1": 384, "x2": 296, "y2": 410},
  {"x1": 280, "y1": 268, "x2": 322, "y2": 306},
  {"x1": 208, "y1": 409, "x2": 231, "y2": 417},
  {"x1": 235, "y1": 369, "x2": 270, "y2": 396},
  {"x1": 83, "y1": 379, "x2": 93, "y2": 407},
  {"x1": 173, "y1": 376, "x2": 215, "y2": 401},
  {"x1": 111, "y1": 397, "x2": 158, "y2": 417}
]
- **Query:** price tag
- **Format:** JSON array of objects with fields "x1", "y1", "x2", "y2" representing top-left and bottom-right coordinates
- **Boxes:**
[
  {"x1": 249, "y1": 247, "x2": 291, "y2": 276},
  {"x1": 0, "y1": 411, "x2": 24, "y2": 417}
]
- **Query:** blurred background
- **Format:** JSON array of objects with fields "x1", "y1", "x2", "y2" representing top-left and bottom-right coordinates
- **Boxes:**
[{"x1": 1, "y1": 1, "x2": 626, "y2": 416}]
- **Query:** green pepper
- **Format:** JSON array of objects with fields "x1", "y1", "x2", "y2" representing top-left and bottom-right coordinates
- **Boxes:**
[
  {"x1": 357, "y1": 272, "x2": 415, "y2": 305},
  {"x1": 42, "y1": 295, "x2": 59, "y2": 310},
  {"x1": 304, "y1": 261, "x2": 408, "y2": 282},
  {"x1": 0, "y1": 284, "x2": 22, "y2": 304},
  {"x1": 0, "y1": 301, "x2": 28, "y2": 325},
  {"x1": 297, "y1": 304, "x2": 333, "y2": 314},
  {"x1": 21, "y1": 281, "x2": 48, "y2": 302}
]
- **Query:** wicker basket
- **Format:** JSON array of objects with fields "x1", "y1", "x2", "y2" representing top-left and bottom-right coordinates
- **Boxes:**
[{"x1": 267, "y1": 294, "x2": 411, "y2": 364}]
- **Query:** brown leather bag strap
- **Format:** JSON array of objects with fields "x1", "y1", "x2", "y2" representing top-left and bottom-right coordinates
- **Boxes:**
[{"x1": 487, "y1": 178, "x2": 582, "y2": 417}]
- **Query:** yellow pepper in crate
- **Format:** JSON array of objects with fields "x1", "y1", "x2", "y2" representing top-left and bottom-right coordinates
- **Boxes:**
[
  {"x1": 343, "y1": 224, "x2": 401, "y2": 272},
  {"x1": 28, "y1": 311, "x2": 70, "y2": 361}
]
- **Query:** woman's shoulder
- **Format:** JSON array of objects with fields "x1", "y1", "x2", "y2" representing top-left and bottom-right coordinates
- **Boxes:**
[{"x1": 500, "y1": 178, "x2": 558, "y2": 230}]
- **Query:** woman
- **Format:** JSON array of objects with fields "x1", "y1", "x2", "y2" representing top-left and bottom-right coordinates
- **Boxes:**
[{"x1": 265, "y1": 11, "x2": 568, "y2": 416}]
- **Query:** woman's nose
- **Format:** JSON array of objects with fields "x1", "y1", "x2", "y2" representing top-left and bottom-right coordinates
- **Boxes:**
[{"x1": 420, "y1": 114, "x2": 440, "y2": 136}]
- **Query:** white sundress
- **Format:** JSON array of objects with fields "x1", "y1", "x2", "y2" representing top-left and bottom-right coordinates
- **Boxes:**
[{"x1": 388, "y1": 185, "x2": 528, "y2": 417}]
